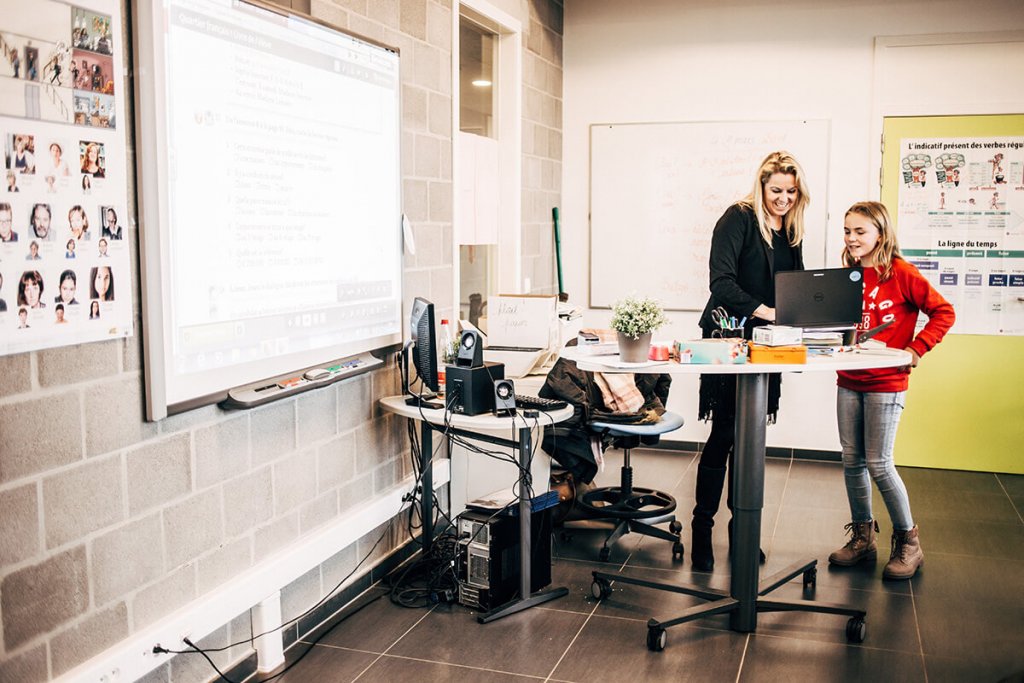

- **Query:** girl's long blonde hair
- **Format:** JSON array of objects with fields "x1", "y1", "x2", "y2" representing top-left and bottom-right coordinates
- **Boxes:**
[
  {"x1": 738, "y1": 150, "x2": 810, "y2": 248},
  {"x1": 842, "y1": 201, "x2": 902, "y2": 282}
]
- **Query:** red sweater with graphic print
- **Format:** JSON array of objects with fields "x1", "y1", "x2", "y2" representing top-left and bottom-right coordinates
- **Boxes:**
[{"x1": 837, "y1": 258, "x2": 955, "y2": 393}]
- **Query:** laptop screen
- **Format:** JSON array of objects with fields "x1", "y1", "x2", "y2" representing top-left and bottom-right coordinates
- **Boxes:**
[{"x1": 775, "y1": 267, "x2": 864, "y2": 328}]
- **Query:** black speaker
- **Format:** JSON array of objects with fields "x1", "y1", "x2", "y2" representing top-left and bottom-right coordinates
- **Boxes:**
[
  {"x1": 456, "y1": 330, "x2": 484, "y2": 367},
  {"x1": 493, "y1": 378, "x2": 516, "y2": 416}
]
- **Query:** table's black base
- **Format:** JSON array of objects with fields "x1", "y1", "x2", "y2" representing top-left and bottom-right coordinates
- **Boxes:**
[
  {"x1": 478, "y1": 586, "x2": 569, "y2": 624},
  {"x1": 592, "y1": 558, "x2": 867, "y2": 650}
]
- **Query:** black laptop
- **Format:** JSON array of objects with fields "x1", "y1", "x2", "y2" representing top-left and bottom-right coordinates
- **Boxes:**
[{"x1": 775, "y1": 267, "x2": 864, "y2": 329}]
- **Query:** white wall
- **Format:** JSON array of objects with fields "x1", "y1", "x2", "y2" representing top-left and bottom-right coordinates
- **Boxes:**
[{"x1": 563, "y1": 0, "x2": 1024, "y2": 449}]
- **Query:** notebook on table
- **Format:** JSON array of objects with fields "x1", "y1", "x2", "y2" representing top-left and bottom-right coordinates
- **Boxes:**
[{"x1": 775, "y1": 267, "x2": 864, "y2": 329}]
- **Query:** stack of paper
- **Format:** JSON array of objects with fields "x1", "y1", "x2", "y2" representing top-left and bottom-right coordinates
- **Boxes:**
[{"x1": 802, "y1": 331, "x2": 844, "y2": 347}]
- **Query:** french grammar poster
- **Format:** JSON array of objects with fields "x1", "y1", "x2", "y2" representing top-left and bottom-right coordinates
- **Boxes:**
[
  {"x1": 896, "y1": 136, "x2": 1024, "y2": 336},
  {"x1": 0, "y1": 0, "x2": 132, "y2": 355}
]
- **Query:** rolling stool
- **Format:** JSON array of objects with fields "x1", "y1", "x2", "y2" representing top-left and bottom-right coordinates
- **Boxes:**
[{"x1": 576, "y1": 412, "x2": 686, "y2": 561}]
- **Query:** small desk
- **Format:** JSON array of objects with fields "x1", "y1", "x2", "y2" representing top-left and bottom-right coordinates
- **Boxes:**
[
  {"x1": 379, "y1": 396, "x2": 574, "y2": 623},
  {"x1": 567, "y1": 347, "x2": 911, "y2": 648}
]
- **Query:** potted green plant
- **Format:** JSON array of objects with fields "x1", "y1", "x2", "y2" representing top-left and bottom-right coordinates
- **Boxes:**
[{"x1": 610, "y1": 295, "x2": 668, "y2": 362}]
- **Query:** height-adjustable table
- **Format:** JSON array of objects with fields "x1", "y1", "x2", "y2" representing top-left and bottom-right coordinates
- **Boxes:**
[{"x1": 568, "y1": 347, "x2": 911, "y2": 650}]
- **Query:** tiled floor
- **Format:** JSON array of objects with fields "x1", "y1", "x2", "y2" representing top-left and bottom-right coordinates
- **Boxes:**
[{"x1": 262, "y1": 450, "x2": 1024, "y2": 682}]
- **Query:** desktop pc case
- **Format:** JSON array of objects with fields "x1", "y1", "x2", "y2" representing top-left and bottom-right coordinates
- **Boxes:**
[{"x1": 456, "y1": 509, "x2": 552, "y2": 611}]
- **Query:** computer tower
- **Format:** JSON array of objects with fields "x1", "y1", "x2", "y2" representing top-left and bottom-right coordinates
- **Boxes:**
[{"x1": 456, "y1": 508, "x2": 552, "y2": 611}]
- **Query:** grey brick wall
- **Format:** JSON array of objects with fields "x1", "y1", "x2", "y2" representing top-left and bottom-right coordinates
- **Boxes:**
[
  {"x1": 0, "y1": 1, "x2": 562, "y2": 681},
  {"x1": 523, "y1": 0, "x2": 564, "y2": 296}
]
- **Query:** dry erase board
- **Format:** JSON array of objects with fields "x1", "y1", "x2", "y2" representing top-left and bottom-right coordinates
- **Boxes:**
[{"x1": 589, "y1": 120, "x2": 831, "y2": 311}]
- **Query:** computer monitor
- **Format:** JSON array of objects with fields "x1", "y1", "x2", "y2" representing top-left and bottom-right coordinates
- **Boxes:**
[
  {"x1": 775, "y1": 267, "x2": 864, "y2": 329},
  {"x1": 408, "y1": 297, "x2": 439, "y2": 396}
]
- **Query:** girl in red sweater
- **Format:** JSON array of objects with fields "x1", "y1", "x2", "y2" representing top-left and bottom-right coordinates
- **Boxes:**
[{"x1": 828, "y1": 201, "x2": 955, "y2": 580}]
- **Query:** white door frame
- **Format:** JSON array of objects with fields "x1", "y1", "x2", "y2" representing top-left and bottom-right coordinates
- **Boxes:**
[{"x1": 453, "y1": 0, "x2": 523, "y2": 316}]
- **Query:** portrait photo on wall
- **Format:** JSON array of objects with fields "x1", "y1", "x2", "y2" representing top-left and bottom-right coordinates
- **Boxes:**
[
  {"x1": 44, "y1": 140, "x2": 72, "y2": 177},
  {"x1": 68, "y1": 204, "x2": 91, "y2": 241},
  {"x1": 6, "y1": 170, "x2": 19, "y2": 193},
  {"x1": 89, "y1": 265, "x2": 114, "y2": 301},
  {"x1": 0, "y1": 200, "x2": 17, "y2": 242},
  {"x1": 99, "y1": 205, "x2": 121, "y2": 239},
  {"x1": 17, "y1": 269, "x2": 46, "y2": 309},
  {"x1": 30, "y1": 202, "x2": 54, "y2": 241},
  {"x1": 79, "y1": 140, "x2": 105, "y2": 177},
  {"x1": 54, "y1": 268, "x2": 80, "y2": 306},
  {"x1": 6, "y1": 134, "x2": 37, "y2": 174},
  {"x1": 72, "y1": 8, "x2": 114, "y2": 56}
]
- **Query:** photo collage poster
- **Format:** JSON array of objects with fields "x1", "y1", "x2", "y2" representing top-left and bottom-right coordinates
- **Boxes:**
[
  {"x1": 0, "y1": 0, "x2": 132, "y2": 355},
  {"x1": 896, "y1": 136, "x2": 1024, "y2": 335}
]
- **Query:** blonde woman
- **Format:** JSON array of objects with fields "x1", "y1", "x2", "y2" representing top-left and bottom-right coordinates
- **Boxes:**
[{"x1": 691, "y1": 150, "x2": 811, "y2": 572}]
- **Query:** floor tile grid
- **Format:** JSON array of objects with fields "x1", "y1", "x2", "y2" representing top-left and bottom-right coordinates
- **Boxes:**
[
  {"x1": 257, "y1": 455, "x2": 1024, "y2": 683},
  {"x1": 320, "y1": 595, "x2": 433, "y2": 681},
  {"x1": 995, "y1": 473, "x2": 1024, "y2": 524},
  {"x1": 534, "y1": 590, "x2": 612, "y2": 682},
  {"x1": 763, "y1": 453, "x2": 932, "y2": 671},
  {"x1": 761, "y1": 455, "x2": 794, "y2": 560},
  {"x1": 601, "y1": 454, "x2": 936, "y2": 673}
]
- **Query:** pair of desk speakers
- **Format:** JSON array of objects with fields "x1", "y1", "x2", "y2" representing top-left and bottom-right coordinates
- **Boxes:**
[{"x1": 446, "y1": 330, "x2": 514, "y2": 416}]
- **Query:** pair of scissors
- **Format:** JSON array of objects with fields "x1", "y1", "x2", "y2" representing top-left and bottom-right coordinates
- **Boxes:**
[{"x1": 711, "y1": 307, "x2": 730, "y2": 329}]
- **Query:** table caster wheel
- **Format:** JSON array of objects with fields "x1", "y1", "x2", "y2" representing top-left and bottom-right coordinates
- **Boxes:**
[
  {"x1": 803, "y1": 567, "x2": 817, "y2": 589},
  {"x1": 672, "y1": 541, "x2": 685, "y2": 562},
  {"x1": 646, "y1": 625, "x2": 667, "y2": 652},
  {"x1": 669, "y1": 520, "x2": 682, "y2": 534},
  {"x1": 846, "y1": 617, "x2": 866, "y2": 643},
  {"x1": 599, "y1": 546, "x2": 611, "y2": 562},
  {"x1": 591, "y1": 578, "x2": 612, "y2": 600}
]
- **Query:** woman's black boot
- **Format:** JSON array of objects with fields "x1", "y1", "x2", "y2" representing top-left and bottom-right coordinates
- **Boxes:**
[
  {"x1": 691, "y1": 525, "x2": 715, "y2": 571},
  {"x1": 691, "y1": 465, "x2": 726, "y2": 571}
]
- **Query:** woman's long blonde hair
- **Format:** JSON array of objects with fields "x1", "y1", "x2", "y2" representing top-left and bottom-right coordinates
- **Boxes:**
[
  {"x1": 842, "y1": 201, "x2": 902, "y2": 282},
  {"x1": 738, "y1": 150, "x2": 810, "y2": 248}
]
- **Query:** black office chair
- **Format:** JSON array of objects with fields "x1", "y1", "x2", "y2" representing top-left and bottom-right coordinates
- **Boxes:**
[{"x1": 575, "y1": 412, "x2": 686, "y2": 561}]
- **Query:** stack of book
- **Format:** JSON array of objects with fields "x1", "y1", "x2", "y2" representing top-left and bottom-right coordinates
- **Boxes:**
[
  {"x1": 802, "y1": 331, "x2": 847, "y2": 356},
  {"x1": 802, "y1": 331, "x2": 845, "y2": 347}
]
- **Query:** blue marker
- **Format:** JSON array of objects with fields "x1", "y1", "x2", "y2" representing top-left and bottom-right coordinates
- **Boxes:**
[{"x1": 738, "y1": 316, "x2": 747, "y2": 328}]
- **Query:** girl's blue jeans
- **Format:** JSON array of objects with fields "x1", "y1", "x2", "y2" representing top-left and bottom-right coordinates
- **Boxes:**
[{"x1": 836, "y1": 386, "x2": 914, "y2": 531}]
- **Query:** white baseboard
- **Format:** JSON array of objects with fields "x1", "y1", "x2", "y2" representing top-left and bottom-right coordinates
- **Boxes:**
[{"x1": 57, "y1": 461, "x2": 451, "y2": 683}]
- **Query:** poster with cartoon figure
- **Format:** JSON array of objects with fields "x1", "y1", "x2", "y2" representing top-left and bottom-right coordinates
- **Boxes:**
[
  {"x1": 897, "y1": 137, "x2": 1024, "y2": 336},
  {"x1": 1, "y1": 0, "x2": 132, "y2": 355}
]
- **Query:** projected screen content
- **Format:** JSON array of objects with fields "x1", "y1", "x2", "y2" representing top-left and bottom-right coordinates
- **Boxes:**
[{"x1": 138, "y1": 0, "x2": 402, "y2": 417}]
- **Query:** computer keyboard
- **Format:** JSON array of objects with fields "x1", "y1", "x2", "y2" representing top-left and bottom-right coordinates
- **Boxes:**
[{"x1": 514, "y1": 394, "x2": 568, "y2": 411}]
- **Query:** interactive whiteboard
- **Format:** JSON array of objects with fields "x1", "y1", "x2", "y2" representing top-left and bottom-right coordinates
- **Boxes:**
[
  {"x1": 134, "y1": 0, "x2": 403, "y2": 419},
  {"x1": 589, "y1": 120, "x2": 830, "y2": 310}
]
